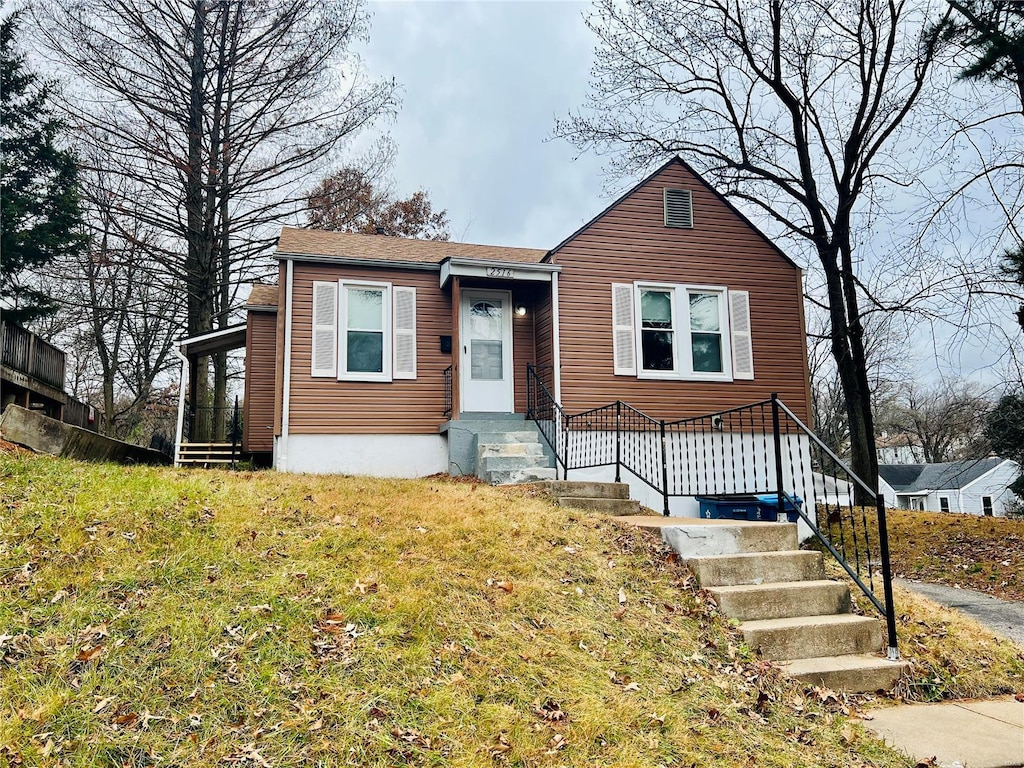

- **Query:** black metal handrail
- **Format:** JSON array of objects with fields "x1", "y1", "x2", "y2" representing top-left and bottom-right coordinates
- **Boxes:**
[
  {"x1": 525, "y1": 364, "x2": 898, "y2": 659},
  {"x1": 443, "y1": 365, "x2": 453, "y2": 419},
  {"x1": 774, "y1": 399, "x2": 899, "y2": 659}
]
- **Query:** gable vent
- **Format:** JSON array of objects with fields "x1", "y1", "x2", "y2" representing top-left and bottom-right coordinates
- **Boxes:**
[{"x1": 664, "y1": 188, "x2": 693, "y2": 228}]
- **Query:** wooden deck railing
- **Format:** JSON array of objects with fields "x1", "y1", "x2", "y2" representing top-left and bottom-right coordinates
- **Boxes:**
[{"x1": 1, "y1": 322, "x2": 66, "y2": 391}]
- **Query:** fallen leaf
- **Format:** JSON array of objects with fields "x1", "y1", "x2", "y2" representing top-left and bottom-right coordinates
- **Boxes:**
[
  {"x1": 488, "y1": 733, "x2": 512, "y2": 756},
  {"x1": 75, "y1": 644, "x2": 104, "y2": 663},
  {"x1": 93, "y1": 696, "x2": 115, "y2": 714},
  {"x1": 544, "y1": 732, "x2": 567, "y2": 754},
  {"x1": 353, "y1": 579, "x2": 379, "y2": 595},
  {"x1": 111, "y1": 711, "x2": 138, "y2": 727},
  {"x1": 496, "y1": 580, "x2": 514, "y2": 593},
  {"x1": 532, "y1": 699, "x2": 568, "y2": 722}
]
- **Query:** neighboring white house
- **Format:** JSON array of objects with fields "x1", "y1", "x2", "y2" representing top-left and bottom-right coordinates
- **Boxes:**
[
  {"x1": 875, "y1": 432, "x2": 922, "y2": 465},
  {"x1": 878, "y1": 458, "x2": 1021, "y2": 517}
]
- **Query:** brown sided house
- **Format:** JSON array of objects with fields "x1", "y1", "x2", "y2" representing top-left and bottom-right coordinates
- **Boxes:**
[{"x1": 177, "y1": 157, "x2": 814, "y2": 513}]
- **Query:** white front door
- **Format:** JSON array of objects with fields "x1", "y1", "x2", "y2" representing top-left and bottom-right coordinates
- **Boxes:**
[{"x1": 460, "y1": 289, "x2": 514, "y2": 413}]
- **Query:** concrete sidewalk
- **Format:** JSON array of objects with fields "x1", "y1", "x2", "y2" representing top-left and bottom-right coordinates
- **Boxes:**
[{"x1": 864, "y1": 696, "x2": 1024, "y2": 768}]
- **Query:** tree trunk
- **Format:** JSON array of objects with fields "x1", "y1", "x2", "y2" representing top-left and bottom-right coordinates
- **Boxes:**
[
  {"x1": 822, "y1": 246, "x2": 879, "y2": 502},
  {"x1": 185, "y1": 1, "x2": 213, "y2": 418}
]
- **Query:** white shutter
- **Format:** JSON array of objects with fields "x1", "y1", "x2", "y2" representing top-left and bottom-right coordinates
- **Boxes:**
[
  {"x1": 311, "y1": 281, "x2": 337, "y2": 377},
  {"x1": 729, "y1": 290, "x2": 754, "y2": 380},
  {"x1": 611, "y1": 283, "x2": 636, "y2": 376},
  {"x1": 393, "y1": 286, "x2": 417, "y2": 380}
]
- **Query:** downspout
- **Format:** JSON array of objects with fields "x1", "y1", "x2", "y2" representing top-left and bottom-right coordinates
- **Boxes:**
[
  {"x1": 173, "y1": 348, "x2": 188, "y2": 467},
  {"x1": 279, "y1": 258, "x2": 294, "y2": 471}
]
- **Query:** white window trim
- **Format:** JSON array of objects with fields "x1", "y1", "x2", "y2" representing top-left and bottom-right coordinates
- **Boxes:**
[
  {"x1": 633, "y1": 282, "x2": 733, "y2": 382},
  {"x1": 338, "y1": 279, "x2": 393, "y2": 383}
]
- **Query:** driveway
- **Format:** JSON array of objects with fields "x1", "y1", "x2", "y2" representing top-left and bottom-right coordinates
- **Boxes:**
[{"x1": 896, "y1": 578, "x2": 1024, "y2": 646}]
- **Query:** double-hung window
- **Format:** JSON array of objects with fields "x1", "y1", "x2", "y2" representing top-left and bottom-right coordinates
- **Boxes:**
[
  {"x1": 612, "y1": 281, "x2": 753, "y2": 381},
  {"x1": 639, "y1": 287, "x2": 677, "y2": 373},
  {"x1": 310, "y1": 279, "x2": 417, "y2": 382},
  {"x1": 688, "y1": 291, "x2": 728, "y2": 374},
  {"x1": 343, "y1": 284, "x2": 388, "y2": 378}
]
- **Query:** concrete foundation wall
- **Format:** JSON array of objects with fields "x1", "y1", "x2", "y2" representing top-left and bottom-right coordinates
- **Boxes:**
[
  {"x1": 279, "y1": 433, "x2": 448, "y2": 477},
  {"x1": 0, "y1": 405, "x2": 170, "y2": 465}
]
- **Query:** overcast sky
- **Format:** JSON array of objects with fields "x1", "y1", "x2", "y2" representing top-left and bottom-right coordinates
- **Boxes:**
[
  {"x1": 357, "y1": 0, "x2": 607, "y2": 250},
  {"x1": 353, "y1": 1, "x2": 1021, "y2": 385}
]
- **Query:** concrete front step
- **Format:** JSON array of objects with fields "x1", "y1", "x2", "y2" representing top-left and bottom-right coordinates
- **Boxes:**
[
  {"x1": 479, "y1": 442, "x2": 544, "y2": 458},
  {"x1": 661, "y1": 521, "x2": 798, "y2": 558},
  {"x1": 488, "y1": 467, "x2": 558, "y2": 484},
  {"x1": 782, "y1": 654, "x2": 908, "y2": 693},
  {"x1": 708, "y1": 580, "x2": 852, "y2": 621},
  {"x1": 539, "y1": 481, "x2": 631, "y2": 500},
  {"x1": 740, "y1": 613, "x2": 883, "y2": 661},
  {"x1": 476, "y1": 431, "x2": 544, "y2": 444},
  {"x1": 688, "y1": 550, "x2": 825, "y2": 588},
  {"x1": 555, "y1": 497, "x2": 643, "y2": 515},
  {"x1": 479, "y1": 454, "x2": 550, "y2": 473}
]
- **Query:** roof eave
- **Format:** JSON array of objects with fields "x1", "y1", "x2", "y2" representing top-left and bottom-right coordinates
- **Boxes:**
[{"x1": 275, "y1": 251, "x2": 442, "y2": 271}]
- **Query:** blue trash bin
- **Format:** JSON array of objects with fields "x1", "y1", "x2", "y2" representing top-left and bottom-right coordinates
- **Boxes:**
[{"x1": 754, "y1": 494, "x2": 802, "y2": 523}]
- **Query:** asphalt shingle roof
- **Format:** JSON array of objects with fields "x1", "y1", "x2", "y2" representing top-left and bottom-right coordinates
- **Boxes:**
[
  {"x1": 276, "y1": 227, "x2": 548, "y2": 265},
  {"x1": 246, "y1": 284, "x2": 278, "y2": 308},
  {"x1": 879, "y1": 458, "x2": 1005, "y2": 492}
]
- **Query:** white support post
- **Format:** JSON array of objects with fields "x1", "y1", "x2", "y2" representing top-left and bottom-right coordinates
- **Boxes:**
[
  {"x1": 173, "y1": 351, "x2": 188, "y2": 467},
  {"x1": 551, "y1": 271, "x2": 562, "y2": 402},
  {"x1": 279, "y1": 258, "x2": 294, "y2": 471}
]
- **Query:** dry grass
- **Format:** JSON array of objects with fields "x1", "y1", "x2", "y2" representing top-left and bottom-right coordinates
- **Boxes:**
[
  {"x1": 840, "y1": 580, "x2": 1024, "y2": 703},
  {"x1": 0, "y1": 453, "x2": 916, "y2": 767},
  {"x1": 884, "y1": 508, "x2": 1024, "y2": 601},
  {"x1": 814, "y1": 507, "x2": 1024, "y2": 703},
  {"x1": 890, "y1": 586, "x2": 1024, "y2": 702}
]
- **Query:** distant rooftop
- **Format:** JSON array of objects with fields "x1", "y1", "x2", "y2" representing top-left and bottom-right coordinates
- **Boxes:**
[{"x1": 879, "y1": 458, "x2": 1007, "y2": 492}]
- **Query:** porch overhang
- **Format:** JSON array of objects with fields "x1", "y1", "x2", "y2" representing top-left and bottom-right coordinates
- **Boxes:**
[
  {"x1": 178, "y1": 323, "x2": 248, "y2": 357},
  {"x1": 440, "y1": 257, "x2": 560, "y2": 289}
]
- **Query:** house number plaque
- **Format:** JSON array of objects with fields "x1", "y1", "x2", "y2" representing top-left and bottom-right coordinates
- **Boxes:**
[{"x1": 486, "y1": 267, "x2": 514, "y2": 278}]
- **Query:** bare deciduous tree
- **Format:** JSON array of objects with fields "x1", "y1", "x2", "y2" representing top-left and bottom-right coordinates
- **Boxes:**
[
  {"x1": 557, "y1": 0, "x2": 951, "y2": 494},
  {"x1": 875, "y1": 379, "x2": 992, "y2": 462},
  {"x1": 32, "y1": 0, "x2": 396, "y2": 412},
  {"x1": 42, "y1": 154, "x2": 180, "y2": 438}
]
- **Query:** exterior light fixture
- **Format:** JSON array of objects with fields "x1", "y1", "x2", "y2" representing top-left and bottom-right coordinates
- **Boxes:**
[{"x1": 514, "y1": 305, "x2": 527, "y2": 317}]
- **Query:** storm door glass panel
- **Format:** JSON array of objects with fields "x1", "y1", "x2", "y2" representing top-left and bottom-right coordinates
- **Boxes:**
[
  {"x1": 346, "y1": 287, "x2": 384, "y2": 373},
  {"x1": 471, "y1": 341, "x2": 503, "y2": 379},
  {"x1": 470, "y1": 300, "x2": 503, "y2": 380},
  {"x1": 640, "y1": 289, "x2": 675, "y2": 371},
  {"x1": 689, "y1": 292, "x2": 723, "y2": 373}
]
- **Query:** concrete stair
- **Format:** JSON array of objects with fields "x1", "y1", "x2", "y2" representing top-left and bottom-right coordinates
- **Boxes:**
[
  {"x1": 709, "y1": 580, "x2": 851, "y2": 621},
  {"x1": 537, "y1": 480, "x2": 643, "y2": 515},
  {"x1": 653, "y1": 518, "x2": 907, "y2": 693},
  {"x1": 475, "y1": 428, "x2": 555, "y2": 484}
]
